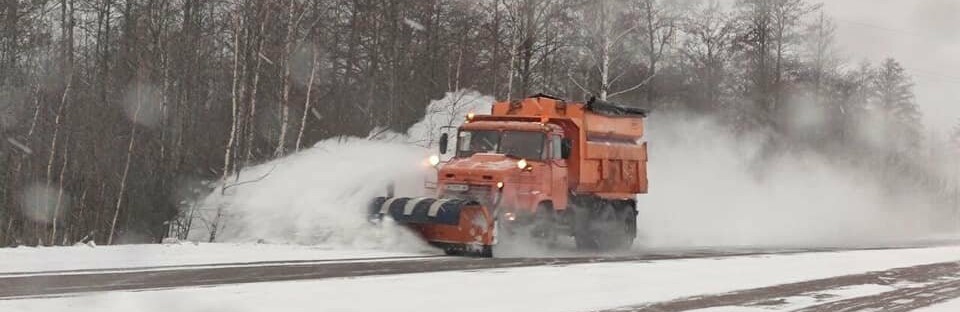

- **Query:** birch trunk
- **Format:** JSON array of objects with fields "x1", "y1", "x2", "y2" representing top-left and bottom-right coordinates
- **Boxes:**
[
  {"x1": 211, "y1": 13, "x2": 245, "y2": 243},
  {"x1": 244, "y1": 17, "x2": 267, "y2": 165},
  {"x1": 50, "y1": 137, "x2": 69, "y2": 244},
  {"x1": 295, "y1": 46, "x2": 318, "y2": 152},
  {"x1": 108, "y1": 78, "x2": 144, "y2": 245},
  {"x1": 275, "y1": 0, "x2": 296, "y2": 157}
]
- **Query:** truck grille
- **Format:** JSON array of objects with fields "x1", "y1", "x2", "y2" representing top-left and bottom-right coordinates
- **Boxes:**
[{"x1": 445, "y1": 185, "x2": 495, "y2": 206}]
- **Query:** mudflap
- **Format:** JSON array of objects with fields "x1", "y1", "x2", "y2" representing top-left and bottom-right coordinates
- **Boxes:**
[{"x1": 369, "y1": 197, "x2": 496, "y2": 257}]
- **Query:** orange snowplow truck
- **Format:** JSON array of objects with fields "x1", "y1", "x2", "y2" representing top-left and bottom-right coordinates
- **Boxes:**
[{"x1": 370, "y1": 94, "x2": 648, "y2": 256}]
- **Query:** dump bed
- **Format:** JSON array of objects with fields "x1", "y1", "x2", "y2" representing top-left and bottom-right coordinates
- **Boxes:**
[{"x1": 490, "y1": 95, "x2": 648, "y2": 199}]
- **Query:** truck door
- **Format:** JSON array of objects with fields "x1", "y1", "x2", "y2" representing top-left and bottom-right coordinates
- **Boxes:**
[{"x1": 549, "y1": 134, "x2": 569, "y2": 210}]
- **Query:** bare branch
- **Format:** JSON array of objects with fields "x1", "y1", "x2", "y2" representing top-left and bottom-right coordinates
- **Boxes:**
[
  {"x1": 222, "y1": 165, "x2": 279, "y2": 193},
  {"x1": 567, "y1": 71, "x2": 592, "y2": 95},
  {"x1": 607, "y1": 73, "x2": 657, "y2": 99}
]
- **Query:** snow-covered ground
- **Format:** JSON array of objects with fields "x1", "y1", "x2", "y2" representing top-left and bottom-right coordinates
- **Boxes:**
[
  {"x1": 917, "y1": 298, "x2": 960, "y2": 312},
  {"x1": 0, "y1": 243, "x2": 435, "y2": 275},
  {"x1": 4, "y1": 246, "x2": 960, "y2": 312}
]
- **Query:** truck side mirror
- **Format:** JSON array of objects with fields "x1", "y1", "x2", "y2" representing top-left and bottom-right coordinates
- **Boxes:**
[
  {"x1": 439, "y1": 133, "x2": 449, "y2": 154},
  {"x1": 560, "y1": 138, "x2": 572, "y2": 159}
]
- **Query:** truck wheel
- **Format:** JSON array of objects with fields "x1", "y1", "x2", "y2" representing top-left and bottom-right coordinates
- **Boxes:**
[
  {"x1": 622, "y1": 200, "x2": 638, "y2": 245},
  {"x1": 443, "y1": 248, "x2": 460, "y2": 256},
  {"x1": 479, "y1": 245, "x2": 494, "y2": 257},
  {"x1": 531, "y1": 203, "x2": 558, "y2": 248},
  {"x1": 595, "y1": 200, "x2": 632, "y2": 251},
  {"x1": 615, "y1": 201, "x2": 636, "y2": 248},
  {"x1": 573, "y1": 204, "x2": 599, "y2": 250},
  {"x1": 574, "y1": 198, "x2": 633, "y2": 251}
]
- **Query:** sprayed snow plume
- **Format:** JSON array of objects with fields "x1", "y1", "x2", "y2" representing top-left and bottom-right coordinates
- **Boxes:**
[{"x1": 190, "y1": 90, "x2": 492, "y2": 252}]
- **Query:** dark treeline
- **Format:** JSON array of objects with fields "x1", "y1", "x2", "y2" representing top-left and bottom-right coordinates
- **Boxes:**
[{"x1": 0, "y1": 0, "x2": 952, "y2": 246}]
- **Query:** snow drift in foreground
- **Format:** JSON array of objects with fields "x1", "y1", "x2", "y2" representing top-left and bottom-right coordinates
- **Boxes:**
[{"x1": 190, "y1": 90, "x2": 492, "y2": 251}]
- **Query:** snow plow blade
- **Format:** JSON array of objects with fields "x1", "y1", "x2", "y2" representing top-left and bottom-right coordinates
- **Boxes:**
[{"x1": 369, "y1": 197, "x2": 495, "y2": 257}]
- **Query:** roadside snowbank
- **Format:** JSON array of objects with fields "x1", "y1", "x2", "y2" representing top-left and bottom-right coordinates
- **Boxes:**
[{"x1": 0, "y1": 243, "x2": 433, "y2": 274}]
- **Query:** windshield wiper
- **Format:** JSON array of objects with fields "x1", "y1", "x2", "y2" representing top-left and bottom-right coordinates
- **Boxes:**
[{"x1": 501, "y1": 152, "x2": 523, "y2": 160}]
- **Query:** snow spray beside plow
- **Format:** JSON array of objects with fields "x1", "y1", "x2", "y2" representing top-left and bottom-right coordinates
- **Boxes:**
[{"x1": 370, "y1": 94, "x2": 649, "y2": 257}]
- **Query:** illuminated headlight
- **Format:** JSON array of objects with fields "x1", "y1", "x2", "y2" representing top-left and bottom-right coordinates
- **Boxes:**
[
  {"x1": 496, "y1": 181, "x2": 504, "y2": 189},
  {"x1": 516, "y1": 159, "x2": 527, "y2": 169},
  {"x1": 504, "y1": 212, "x2": 517, "y2": 221},
  {"x1": 428, "y1": 155, "x2": 440, "y2": 166}
]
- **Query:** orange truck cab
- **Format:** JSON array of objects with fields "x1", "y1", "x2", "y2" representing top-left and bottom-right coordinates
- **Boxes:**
[{"x1": 371, "y1": 94, "x2": 649, "y2": 255}]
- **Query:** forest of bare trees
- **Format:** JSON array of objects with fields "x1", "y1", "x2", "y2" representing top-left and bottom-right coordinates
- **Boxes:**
[{"x1": 0, "y1": 0, "x2": 950, "y2": 246}]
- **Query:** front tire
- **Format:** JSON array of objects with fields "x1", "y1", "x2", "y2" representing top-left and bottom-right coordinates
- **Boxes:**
[{"x1": 530, "y1": 203, "x2": 559, "y2": 248}]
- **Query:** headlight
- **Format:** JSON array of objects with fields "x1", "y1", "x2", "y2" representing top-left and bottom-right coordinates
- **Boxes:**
[
  {"x1": 516, "y1": 159, "x2": 527, "y2": 169},
  {"x1": 428, "y1": 155, "x2": 440, "y2": 166},
  {"x1": 496, "y1": 181, "x2": 504, "y2": 189}
]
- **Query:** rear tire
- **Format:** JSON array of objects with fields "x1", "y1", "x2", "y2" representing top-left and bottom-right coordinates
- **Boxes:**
[
  {"x1": 573, "y1": 202, "x2": 598, "y2": 250},
  {"x1": 622, "y1": 200, "x2": 638, "y2": 247},
  {"x1": 573, "y1": 197, "x2": 636, "y2": 251}
]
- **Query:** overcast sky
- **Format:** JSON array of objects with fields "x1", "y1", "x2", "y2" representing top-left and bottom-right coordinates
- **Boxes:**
[{"x1": 822, "y1": 0, "x2": 960, "y2": 133}]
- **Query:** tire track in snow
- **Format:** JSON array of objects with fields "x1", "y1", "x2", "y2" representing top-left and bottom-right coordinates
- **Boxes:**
[
  {"x1": 795, "y1": 278, "x2": 960, "y2": 311},
  {"x1": 605, "y1": 260, "x2": 960, "y2": 312}
]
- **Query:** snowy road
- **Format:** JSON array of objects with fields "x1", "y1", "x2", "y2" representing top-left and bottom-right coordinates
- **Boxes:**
[
  {"x1": 0, "y1": 248, "x2": 811, "y2": 299},
  {"x1": 5, "y1": 245, "x2": 960, "y2": 311}
]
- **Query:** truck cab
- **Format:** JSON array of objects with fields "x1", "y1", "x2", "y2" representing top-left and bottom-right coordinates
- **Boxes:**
[{"x1": 436, "y1": 118, "x2": 570, "y2": 224}]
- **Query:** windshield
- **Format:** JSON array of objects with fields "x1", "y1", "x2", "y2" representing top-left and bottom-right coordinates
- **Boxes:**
[{"x1": 457, "y1": 130, "x2": 545, "y2": 160}]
